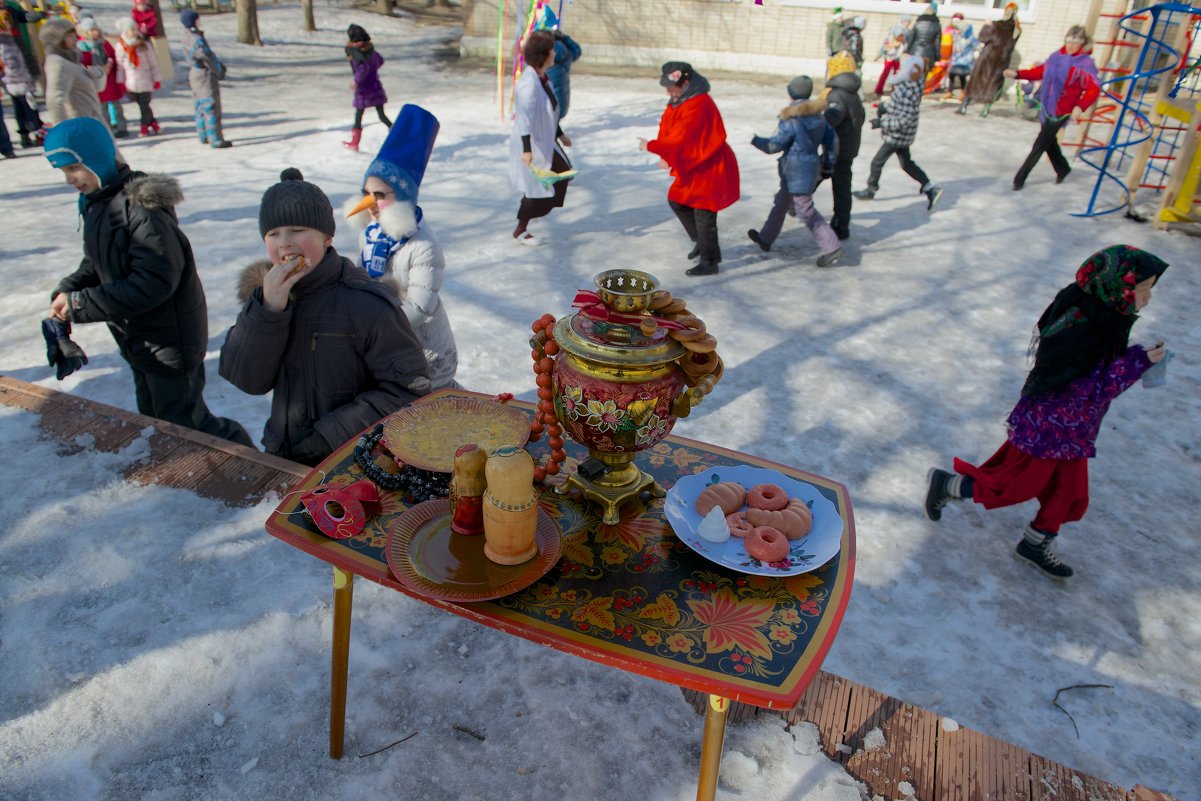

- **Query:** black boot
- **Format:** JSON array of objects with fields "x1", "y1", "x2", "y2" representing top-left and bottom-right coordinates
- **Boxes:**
[
  {"x1": 687, "y1": 243, "x2": 700, "y2": 260},
  {"x1": 685, "y1": 260, "x2": 719, "y2": 277},
  {"x1": 1014, "y1": 526, "x2": 1074, "y2": 579},
  {"x1": 747, "y1": 229, "x2": 770, "y2": 252}
]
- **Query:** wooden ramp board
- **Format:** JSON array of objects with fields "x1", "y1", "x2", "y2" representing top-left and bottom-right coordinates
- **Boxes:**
[
  {"x1": 0, "y1": 376, "x2": 1182, "y2": 801},
  {"x1": 0, "y1": 375, "x2": 307, "y2": 507}
]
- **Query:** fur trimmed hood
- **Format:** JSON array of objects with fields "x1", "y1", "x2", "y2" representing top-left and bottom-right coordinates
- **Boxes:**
[
  {"x1": 125, "y1": 173, "x2": 185, "y2": 210},
  {"x1": 780, "y1": 97, "x2": 828, "y2": 120}
]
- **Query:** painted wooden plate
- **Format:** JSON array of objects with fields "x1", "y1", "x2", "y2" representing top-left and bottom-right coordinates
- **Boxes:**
[
  {"x1": 386, "y1": 499, "x2": 562, "y2": 603},
  {"x1": 382, "y1": 397, "x2": 530, "y2": 473}
]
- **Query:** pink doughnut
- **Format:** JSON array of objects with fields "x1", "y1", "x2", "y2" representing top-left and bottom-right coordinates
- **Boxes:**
[
  {"x1": 745, "y1": 526, "x2": 790, "y2": 563},
  {"x1": 725, "y1": 511, "x2": 753, "y2": 538},
  {"x1": 746, "y1": 483, "x2": 789, "y2": 512}
]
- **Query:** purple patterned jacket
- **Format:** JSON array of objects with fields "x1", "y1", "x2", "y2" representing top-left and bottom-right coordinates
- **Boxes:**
[{"x1": 1006, "y1": 345, "x2": 1151, "y2": 460}]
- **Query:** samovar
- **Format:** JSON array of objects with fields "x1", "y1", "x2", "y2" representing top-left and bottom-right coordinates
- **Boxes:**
[{"x1": 541, "y1": 269, "x2": 720, "y2": 524}]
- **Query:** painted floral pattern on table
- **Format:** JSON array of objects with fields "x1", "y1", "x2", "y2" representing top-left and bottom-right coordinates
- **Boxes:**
[{"x1": 283, "y1": 408, "x2": 847, "y2": 692}]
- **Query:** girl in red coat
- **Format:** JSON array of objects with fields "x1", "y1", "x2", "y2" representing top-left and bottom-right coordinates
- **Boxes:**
[{"x1": 639, "y1": 62, "x2": 739, "y2": 277}]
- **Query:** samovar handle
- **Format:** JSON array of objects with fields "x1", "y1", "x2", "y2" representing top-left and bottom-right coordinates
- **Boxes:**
[{"x1": 672, "y1": 355, "x2": 724, "y2": 418}]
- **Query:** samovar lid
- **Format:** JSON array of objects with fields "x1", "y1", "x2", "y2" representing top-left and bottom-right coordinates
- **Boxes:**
[{"x1": 553, "y1": 268, "x2": 686, "y2": 367}]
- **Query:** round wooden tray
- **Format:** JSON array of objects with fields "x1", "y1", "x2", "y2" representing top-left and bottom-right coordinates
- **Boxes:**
[
  {"x1": 386, "y1": 499, "x2": 561, "y2": 603},
  {"x1": 382, "y1": 397, "x2": 530, "y2": 473}
]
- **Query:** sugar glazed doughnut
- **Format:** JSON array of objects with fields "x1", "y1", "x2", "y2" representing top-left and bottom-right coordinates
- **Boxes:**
[
  {"x1": 746, "y1": 483, "x2": 789, "y2": 511},
  {"x1": 745, "y1": 526, "x2": 790, "y2": 563},
  {"x1": 746, "y1": 497, "x2": 813, "y2": 540},
  {"x1": 694, "y1": 481, "x2": 747, "y2": 516},
  {"x1": 725, "y1": 510, "x2": 753, "y2": 538}
]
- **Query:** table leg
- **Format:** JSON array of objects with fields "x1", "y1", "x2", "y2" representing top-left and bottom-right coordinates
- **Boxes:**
[
  {"x1": 696, "y1": 694, "x2": 730, "y2": 801},
  {"x1": 329, "y1": 566, "x2": 354, "y2": 759}
]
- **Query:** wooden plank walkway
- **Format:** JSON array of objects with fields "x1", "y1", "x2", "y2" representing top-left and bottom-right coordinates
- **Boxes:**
[{"x1": 0, "y1": 375, "x2": 1178, "y2": 801}]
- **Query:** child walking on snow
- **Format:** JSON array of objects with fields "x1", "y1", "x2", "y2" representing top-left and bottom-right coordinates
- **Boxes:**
[
  {"x1": 854, "y1": 54, "x2": 942, "y2": 211},
  {"x1": 747, "y1": 75, "x2": 842, "y2": 267},
  {"x1": 343, "y1": 24, "x2": 390, "y2": 152},
  {"x1": 925, "y1": 245, "x2": 1170, "y2": 579}
]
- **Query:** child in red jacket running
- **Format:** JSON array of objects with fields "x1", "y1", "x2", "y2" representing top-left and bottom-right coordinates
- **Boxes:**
[
  {"x1": 1005, "y1": 25, "x2": 1099, "y2": 189},
  {"x1": 924, "y1": 245, "x2": 1169, "y2": 580}
]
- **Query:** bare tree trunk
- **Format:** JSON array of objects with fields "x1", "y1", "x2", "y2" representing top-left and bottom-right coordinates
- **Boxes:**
[
  {"x1": 375, "y1": 0, "x2": 391, "y2": 16},
  {"x1": 302, "y1": 0, "x2": 316, "y2": 32},
  {"x1": 237, "y1": 0, "x2": 262, "y2": 46}
]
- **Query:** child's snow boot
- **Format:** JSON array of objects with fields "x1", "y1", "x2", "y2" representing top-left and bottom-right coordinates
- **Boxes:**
[
  {"x1": 343, "y1": 127, "x2": 363, "y2": 152},
  {"x1": 924, "y1": 184, "x2": 943, "y2": 210},
  {"x1": 138, "y1": 124, "x2": 151, "y2": 138},
  {"x1": 150, "y1": 120, "x2": 161, "y2": 135},
  {"x1": 1014, "y1": 525, "x2": 1074, "y2": 579}
]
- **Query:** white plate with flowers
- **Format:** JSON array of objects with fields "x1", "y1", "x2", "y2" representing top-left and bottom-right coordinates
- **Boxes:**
[{"x1": 664, "y1": 465, "x2": 843, "y2": 577}]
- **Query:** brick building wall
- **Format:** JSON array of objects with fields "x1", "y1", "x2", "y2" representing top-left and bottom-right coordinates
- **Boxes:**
[{"x1": 460, "y1": 0, "x2": 1130, "y2": 86}]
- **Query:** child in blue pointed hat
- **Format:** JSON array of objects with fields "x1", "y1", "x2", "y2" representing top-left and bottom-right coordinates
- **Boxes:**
[{"x1": 344, "y1": 104, "x2": 459, "y2": 390}]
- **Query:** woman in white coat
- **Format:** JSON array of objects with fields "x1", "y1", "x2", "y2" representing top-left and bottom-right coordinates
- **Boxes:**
[
  {"x1": 345, "y1": 104, "x2": 459, "y2": 390},
  {"x1": 508, "y1": 30, "x2": 573, "y2": 245}
]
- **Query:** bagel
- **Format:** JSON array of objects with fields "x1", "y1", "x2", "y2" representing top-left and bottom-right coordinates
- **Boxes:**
[
  {"x1": 746, "y1": 497, "x2": 813, "y2": 540},
  {"x1": 659, "y1": 298, "x2": 688, "y2": 315},
  {"x1": 680, "y1": 333, "x2": 718, "y2": 353},
  {"x1": 745, "y1": 526, "x2": 790, "y2": 563},
  {"x1": 649, "y1": 290, "x2": 674, "y2": 311},
  {"x1": 678, "y1": 350, "x2": 719, "y2": 379},
  {"x1": 668, "y1": 318, "x2": 708, "y2": 342}
]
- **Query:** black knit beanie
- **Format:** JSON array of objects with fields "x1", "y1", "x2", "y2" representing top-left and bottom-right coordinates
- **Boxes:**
[{"x1": 258, "y1": 168, "x2": 336, "y2": 238}]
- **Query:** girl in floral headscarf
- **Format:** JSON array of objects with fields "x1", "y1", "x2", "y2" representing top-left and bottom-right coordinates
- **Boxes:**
[{"x1": 924, "y1": 245, "x2": 1169, "y2": 580}]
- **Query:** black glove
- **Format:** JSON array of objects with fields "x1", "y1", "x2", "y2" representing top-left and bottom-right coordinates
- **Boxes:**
[
  {"x1": 41, "y1": 317, "x2": 89, "y2": 381},
  {"x1": 870, "y1": 117, "x2": 882, "y2": 129},
  {"x1": 291, "y1": 429, "x2": 331, "y2": 466}
]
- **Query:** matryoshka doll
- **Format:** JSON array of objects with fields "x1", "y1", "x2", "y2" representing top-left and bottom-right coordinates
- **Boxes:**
[{"x1": 482, "y1": 446, "x2": 538, "y2": 565}]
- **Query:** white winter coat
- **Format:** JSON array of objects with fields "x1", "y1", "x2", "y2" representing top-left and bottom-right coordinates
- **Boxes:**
[
  {"x1": 115, "y1": 35, "x2": 161, "y2": 93},
  {"x1": 42, "y1": 52, "x2": 105, "y2": 125},
  {"x1": 508, "y1": 67, "x2": 560, "y2": 199}
]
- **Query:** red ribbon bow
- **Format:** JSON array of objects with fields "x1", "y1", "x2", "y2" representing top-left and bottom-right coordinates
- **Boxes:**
[{"x1": 571, "y1": 290, "x2": 686, "y2": 329}]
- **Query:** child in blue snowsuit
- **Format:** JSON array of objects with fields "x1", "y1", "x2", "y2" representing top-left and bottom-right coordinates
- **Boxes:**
[{"x1": 179, "y1": 10, "x2": 230, "y2": 148}]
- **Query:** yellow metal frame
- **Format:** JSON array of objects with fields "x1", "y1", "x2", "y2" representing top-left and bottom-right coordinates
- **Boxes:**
[{"x1": 1155, "y1": 98, "x2": 1201, "y2": 226}]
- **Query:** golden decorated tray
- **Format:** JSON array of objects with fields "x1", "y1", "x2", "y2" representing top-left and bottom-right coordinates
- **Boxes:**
[
  {"x1": 382, "y1": 397, "x2": 530, "y2": 473},
  {"x1": 386, "y1": 499, "x2": 562, "y2": 603}
]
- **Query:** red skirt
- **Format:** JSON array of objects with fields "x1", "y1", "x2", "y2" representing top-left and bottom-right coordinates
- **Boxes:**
[{"x1": 953, "y1": 441, "x2": 1089, "y2": 534}]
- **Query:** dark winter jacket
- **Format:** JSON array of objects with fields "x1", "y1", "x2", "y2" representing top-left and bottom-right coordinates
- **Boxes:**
[
  {"x1": 219, "y1": 248, "x2": 430, "y2": 463},
  {"x1": 824, "y1": 71, "x2": 865, "y2": 161},
  {"x1": 906, "y1": 13, "x2": 941, "y2": 68},
  {"x1": 878, "y1": 79, "x2": 922, "y2": 147},
  {"x1": 752, "y1": 98, "x2": 835, "y2": 195},
  {"x1": 842, "y1": 26, "x2": 864, "y2": 66},
  {"x1": 54, "y1": 168, "x2": 209, "y2": 375},
  {"x1": 547, "y1": 32, "x2": 581, "y2": 120}
]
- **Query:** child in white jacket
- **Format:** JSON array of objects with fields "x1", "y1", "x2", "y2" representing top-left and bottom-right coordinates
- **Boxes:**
[
  {"x1": 344, "y1": 104, "x2": 459, "y2": 390},
  {"x1": 114, "y1": 16, "x2": 160, "y2": 136}
]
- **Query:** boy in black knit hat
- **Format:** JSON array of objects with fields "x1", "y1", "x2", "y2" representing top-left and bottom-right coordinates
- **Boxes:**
[{"x1": 219, "y1": 168, "x2": 430, "y2": 466}]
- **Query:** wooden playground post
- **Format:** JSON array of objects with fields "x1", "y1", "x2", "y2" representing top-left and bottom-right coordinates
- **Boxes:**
[
  {"x1": 1121, "y1": 12, "x2": 1191, "y2": 213},
  {"x1": 1154, "y1": 98, "x2": 1201, "y2": 228}
]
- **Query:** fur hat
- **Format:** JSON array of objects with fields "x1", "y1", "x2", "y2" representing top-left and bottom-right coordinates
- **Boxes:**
[
  {"x1": 659, "y1": 61, "x2": 693, "y2": 87},
  {"x1": 258, "y1": 168, "x2": 335, "y2": 238},
  {"x1": 180, "y1": 9, "x2": 199, "y2": 29},
  {"x1": 44, "y1": 117, "x2": 119, "y2": 188},
  {"x1": 38, "y1": 17, "x2": 76, "y2": 47},
  {"x1": 787, "y1": 75, "x2": 813, "y2": 100},
  {"x1": 891, "y1": 54, "x2": 925, "y2": 85}
]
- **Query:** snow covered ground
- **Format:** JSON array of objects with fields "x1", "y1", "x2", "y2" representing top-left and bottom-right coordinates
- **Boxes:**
[{"x1": 1, "y1": 4, "x2": 1198, "y2": 799}]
